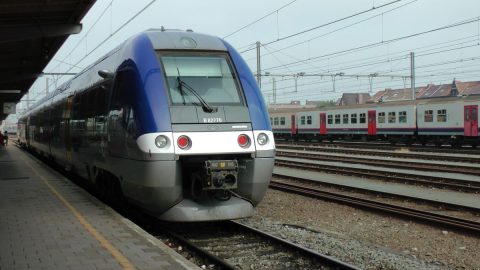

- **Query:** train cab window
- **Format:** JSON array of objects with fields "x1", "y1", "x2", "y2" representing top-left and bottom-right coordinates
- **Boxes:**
[
  {"x1": 280, "y1": 117, "x2": 286, "y2": 125},
  {"x1": 424, "y1": 110, "x2": 433, "y2": 122},
  {"x1": 158, "y1": 52, "x2": 244, "y2": 106},
  {"x1": 388, "y1": 112, "x2": 396, "y2": 123},
  {"x1": 274, "y1": 117, "x2": 279, "y2": 126},
  {"x1": 473, "y1": 108, "x2": 477, "y2": 121},
  {"x1": 437, "y1": 109, "x2": 447, "y2": 122},
  {"x1": 327, "y1": 115, "x2": 333, "y2": 124},
  {"x1": 307, "y1": 116, "x2": 312, "y2": 125},
  {"x1": 351, "y1": 113, "x2": 357, "y2": 124},
  {"x1": 399, "y1": 111, "x2": 407, "y2": 123},
  {"x1": 378, "y1": 112, "x2": 385, "y2": 123},
  {"x1": 335, "y1": 114, "x2": 341, "y2": 124},
  {"x1": 300, "y1": 116, "x2": 306, "y2": 125},
  {"x1": 359, "y1": 113, "x2": 366, "y2": 124},
  {"x1": 342, "y1": 114, "x2": 348, "y2": 124}
]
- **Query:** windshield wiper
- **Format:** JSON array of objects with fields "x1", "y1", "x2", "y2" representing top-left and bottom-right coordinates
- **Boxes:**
[{"x1": 176, "y1": 76, "x2": 217, "y2": 113}]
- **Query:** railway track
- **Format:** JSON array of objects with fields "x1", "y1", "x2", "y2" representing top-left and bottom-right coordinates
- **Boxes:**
[
  {"x1": 275, "y1": 158, "x2": 480, "y2": 193},
  {"x1": 276, "y1": 149, "x2": 480, "y2": 176},
  {"x1": 277, "y1": 143, "x2": 480, "y2": 164},
  {"x1": 157, "y1": 221, "x2": 359, "y2": 270},
  {"x1": 277, "y1": 140, "x2": 480, "y2": 155},
  {"x1": 269, "y1": 180, "x2": 480, "y2": 235}
]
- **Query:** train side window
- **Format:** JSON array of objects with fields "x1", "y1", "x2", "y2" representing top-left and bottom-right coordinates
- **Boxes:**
[
  {"x1": 359, "y1": 113, "x2": 366, "y2": 124},
  {"x1": 300, "y1": 116, "x2": 306, "y2": 125},
  {"x1": 280, "y1": 117, "x2": 285, "y2": 125},
  {"x1": 399, "y1": 111, "x2": 407, "y2": 123},
  {"x1": 274, "y1": 117, "x2": 279, "y2": 125},
  {"x1": 342, "y1": 114, "x2": 348, "y2": 124},
  {"x1": 437, "y1": 109, "x2": 447, "y2": 122},
  {"x1": 351, "y1": 113, "x2": 357, "y2": 124},
  {"x1": 424, "y1": 110, "x2": 433, "y2": 122},
  {"x1": 388, "y1": 112, "x2": 396, "y2": 123},
  {"x1": 378, "y1": 112, "x2": 385, "y2": 123},
  {"x1": 307, "y1": 116, "x2": 312, "y2": 125},
  {"x1": 335, "y1": 114, "x2": 341, "y2": 124},
  {"x1": 327, "y1": 115, "x2": 333, "y2": 124}
]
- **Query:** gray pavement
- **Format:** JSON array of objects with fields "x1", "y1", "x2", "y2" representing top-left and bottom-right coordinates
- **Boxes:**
[
  {"x1": 274, "y1": 166, "x2": 480, "y2": 210},
  {"x1": 0, "y1": 145, "x2": 199, "y2": 270}
]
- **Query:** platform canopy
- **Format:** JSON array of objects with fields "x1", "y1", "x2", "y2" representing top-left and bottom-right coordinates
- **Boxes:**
[{"x1": 0, "y1": 0, "x2": 96, "y2": 121}]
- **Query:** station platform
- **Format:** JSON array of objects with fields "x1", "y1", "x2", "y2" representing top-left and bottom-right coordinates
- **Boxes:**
[
  {"x1": 274, "y1": 160, "x2": 480, "y2": 210},
  {"x1": 0, "y1": 145, "x2": 199, "y2": 270}
]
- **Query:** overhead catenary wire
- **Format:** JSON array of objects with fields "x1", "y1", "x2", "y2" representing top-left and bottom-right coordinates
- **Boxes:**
[
  {"x1": 240, "y1": 0, "x2": 403, "y2": 53},
  {"x1": 262, "y1": 16, "x2": 480, "y2": 72},
  {"x1": 48, "y1": 1, "x2": 115, "y2": 75},
  {"x1": 259, "y1": 34, "x2": 480, "y2": 74},
  {"x1": 245, "y1": 0, "x2": 418, "y2": 61},
  {"x1": 25, "y1": 0, "x2": 157, "y2": 106},
  {"x1": 223, "y1": 0, "x2": 298, "y2": 39}
]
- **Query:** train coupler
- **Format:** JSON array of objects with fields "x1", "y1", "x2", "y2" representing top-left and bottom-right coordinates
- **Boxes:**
[{"x1": 202, "y1": 160, "x2": 238, "y2": 190}]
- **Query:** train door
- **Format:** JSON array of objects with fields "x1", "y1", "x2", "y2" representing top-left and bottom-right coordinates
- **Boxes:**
[
  {"x1": 320, "y1": 113, "x2": 327, "y2": 135},
  {"x1": 368, "y1": 110, "x2": 376, "y2": 135},
  {"x1": 290, "y1": 115, "x2": 297, "y2": 136},
  {"x1": 464, "y1": 105, "x2": 478, "y2": 137}
]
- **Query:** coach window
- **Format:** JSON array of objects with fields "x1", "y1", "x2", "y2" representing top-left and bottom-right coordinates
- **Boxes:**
[
  {"x1": 359, "y1": 113, "x2": 366, "y2": 124},
  {"x1": 388, "y1": 112, "x2": 396, "y2": 123},
  {"x1": 335, "y1": 114, "x2": 341, "y2": 124},
  {"x1": 274, "y1": 117, "x2": 279, "y2": 126},
  {"x1": 399, "y1": 111, "x2": 407, "y2": 123},
  {"x1": 437, "y1": 109, "x2": 447, "y2": 122},
  {"x1": 342, "y1": 114, "x2": 348, "y2": 124},
  {"x1": 424, "y1": 110, "x2": 433, "y2": 122},
  {"x1": 351, "y1": 113, "x2": 357, "y2": 124},
  {"x1": 280, "y1": 117, "x2": 285, "y2": 125},
  {"x1": 300, "y1": 116, "x2": 306, "y2": 125},
  {"x1": 378, "y1": 112, "x2": 385, "y2": 123},
  {"x1": 327, "y1": 115, "x2": 333, "y2": 124},
  {"x1": 307, "y1": 116, "x2": 312, "y2": 125}
]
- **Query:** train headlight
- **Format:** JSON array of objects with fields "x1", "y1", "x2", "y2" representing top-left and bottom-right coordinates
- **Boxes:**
[
  {"x1": 257, "y1": 133, "x2": 269, "y2": 145},
  {"x1": 155, "y1": 135, "x2": 169, "y2": 148}
]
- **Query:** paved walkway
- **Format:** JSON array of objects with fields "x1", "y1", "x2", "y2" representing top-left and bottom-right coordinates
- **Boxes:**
[{"x1": 0, "y1": 145, "x2": 199, "y2": 270}]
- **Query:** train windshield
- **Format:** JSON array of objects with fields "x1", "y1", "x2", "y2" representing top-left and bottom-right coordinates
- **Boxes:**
[{"x1": 158, "y1": 53, "x2": 244, "y2": 106}]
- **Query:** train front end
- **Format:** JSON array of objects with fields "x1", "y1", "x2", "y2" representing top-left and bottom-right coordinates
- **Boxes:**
[{"x1": 130, "y1": 30, "x2": 275, "y2": 221}]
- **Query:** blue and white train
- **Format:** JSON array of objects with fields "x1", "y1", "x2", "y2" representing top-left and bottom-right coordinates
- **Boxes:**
[
  {"x1": 270, "y1": 96, "x2": 479, "y2": 147},
  {"x1": 18, "y1": 29, "x2": 275, "y2": 221}
]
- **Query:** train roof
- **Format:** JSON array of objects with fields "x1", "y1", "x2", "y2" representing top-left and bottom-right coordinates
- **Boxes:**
[
  {"x1": 19, "y1": 29, "x2": 231, "y2": 118},
  {"x1": 268, "y1": 95, "x2": 480, "y2": 114},
  {"x1": 144, "y1": 29, "x2": 227, "y2": 51}
]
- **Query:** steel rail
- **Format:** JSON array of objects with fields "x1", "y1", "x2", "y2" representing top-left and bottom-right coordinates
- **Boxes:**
[
  {"x1": 277, "y1": 143, "x2": 480, "y2": 163},
  {"x1": 161, "y1": 221, "x2": 360, "y2": 270},
  {"x1": 276, "y1": 150, "x2": 480, "y2": 176},
  {"x1": 269, "y1": 180, "x2": 480, "y2": 235},
  {"x1": 275, "y1": 159, "x2": 480, "y2": 193},
  {"x1": 278, "y1": 140, "x2": 480, "y2": 155},
  {"x1": 229, "y1": 221, "x2": 360, "y2": 270}
]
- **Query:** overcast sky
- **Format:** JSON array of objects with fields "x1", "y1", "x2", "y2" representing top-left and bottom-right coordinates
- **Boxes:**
[{"x1": 24, "y1": 0, "x2": 480, "y2": 107}]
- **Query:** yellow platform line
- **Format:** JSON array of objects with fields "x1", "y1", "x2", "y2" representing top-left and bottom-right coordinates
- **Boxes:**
[{"x1": 21, "y1": 156, "x2": 135, "y2": 270}]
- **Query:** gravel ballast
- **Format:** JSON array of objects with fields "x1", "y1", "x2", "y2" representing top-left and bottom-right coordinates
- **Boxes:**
[{"x1": 239, "y1": 187, "x2": 480, "y2": 269}]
